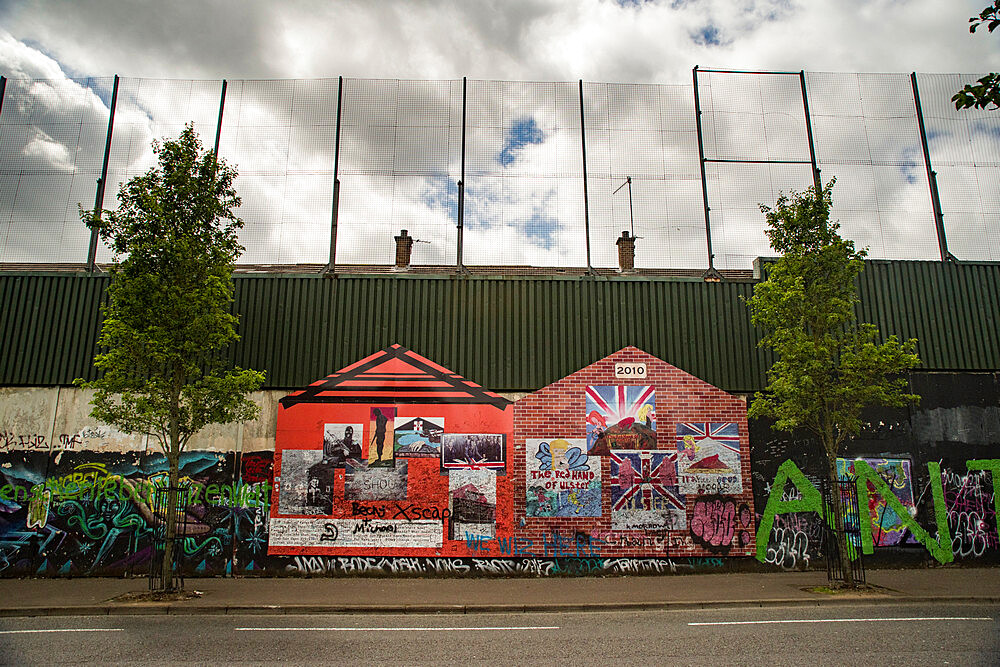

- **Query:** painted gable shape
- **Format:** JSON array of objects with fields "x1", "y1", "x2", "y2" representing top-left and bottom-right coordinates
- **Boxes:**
[
  {"x1": 279, "y1": 343, "x2": 510, "y2": 410},
  {"x1": 522, "y1": 346, "x2": 740, "y2": 401}
]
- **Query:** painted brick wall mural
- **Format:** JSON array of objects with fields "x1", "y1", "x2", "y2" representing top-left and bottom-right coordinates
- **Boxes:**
[{"x1": 512, "y1": 346, "x2": 755, "y2": 561}]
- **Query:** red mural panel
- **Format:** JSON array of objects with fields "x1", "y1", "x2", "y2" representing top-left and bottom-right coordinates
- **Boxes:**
[{"x1": 269, "y1": 344, "x2": 514, "y2": 557}]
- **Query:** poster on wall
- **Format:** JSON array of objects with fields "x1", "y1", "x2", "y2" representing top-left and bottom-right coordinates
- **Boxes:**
[
  {"x1": 448, "y1": 469, "x2": 496, "y2": 540},
  {"x1": 394, "y1": 417, "x2": 444, "y2": 458},
  {"x1": 525, "y1": 438, "x2": 602, "y2": 517},
  {"x1": 609, "y1": 450, "x2": 686, "y2": 530},
  {"x1": 585, "y1": 385, "x2": 656, "y2": 455},
  {"x1": 345, "y1": 460, "x2": 409, "y2": 501},
  {"x1": 836, "y1": 457, "x2": 918, "y2": 546},
  {"x1": 441, "y1": 434, "x2": 506, "y2": 470},
  {"x1": 368, "y1": 407, "x2": 396, "y2": 467},
  {"x1": 323, "y1": 423, "x2": 364, "y2": 468},
  {"x1": 277, "y1": 449, "x2": 335, "y2": 516},
  {"x1": 676, "y1": 422, "x2": 743, "y2": 495},
  {"x1": 269, "y1": 517, "x2": 443, "y2": 549}
]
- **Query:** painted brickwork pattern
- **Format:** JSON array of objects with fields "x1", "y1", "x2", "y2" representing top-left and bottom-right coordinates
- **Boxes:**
[{"x1": 513, "y1": 346, "x2": 755, "y2": 559}]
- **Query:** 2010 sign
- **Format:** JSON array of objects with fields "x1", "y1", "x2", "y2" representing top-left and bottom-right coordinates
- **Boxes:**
[{"x1": 614, "y1": 362, "x2": 647, "y2": 379}]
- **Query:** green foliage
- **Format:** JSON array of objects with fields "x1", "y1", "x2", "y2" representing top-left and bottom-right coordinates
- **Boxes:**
[
  {"x1": 746, "y1": 180, "x2": 920, "y2": 461},
  {"x1": 77, "y1": 125, "x2": 265, "y2": 453},
  {"x1": 953, "y1": 2, "x2": 1000, "y2": 110}
]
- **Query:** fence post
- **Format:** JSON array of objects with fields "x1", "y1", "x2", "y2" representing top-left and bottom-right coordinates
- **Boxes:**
[
  {"x1": 579, "y1": 80, "x2": 597, "y2": 276},
  {"x1": 692, "y1": 67, "x2": 722, "y2": 280},
  {"x1": 0, "y1": 76, "x2": 7, "y2": 120},
  {"x1": 87, "y1": 75, "x2": 119, "y2": 273},
  {"x1": 325, "y1": 76, "x2": 344, "y2": 275},
  {"x1": 911, "y1": 73, "x2": 953, "y2": 262},
  {"x1": 457, "y1": 77, "x2": 469, "y2": 275},
  {"x1": 213, "y1": 80, "x2": 227, "y2": 164},
  {"x1": 799, "y1": 71, "x2": 822, "y2": 192}
]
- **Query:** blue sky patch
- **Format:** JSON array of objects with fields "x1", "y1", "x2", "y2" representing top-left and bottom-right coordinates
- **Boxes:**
[
  {"x1": 691, "y1": 24, "x2": 727, "y2": 46},
  {"x1": 499, "y1": 117, "x2": 545, "y2": 167},
  {"x1": 524, "y1": 213, "x2": 560, "y2": 250}
]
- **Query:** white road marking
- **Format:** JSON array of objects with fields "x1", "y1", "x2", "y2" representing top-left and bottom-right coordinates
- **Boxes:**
[
  {"x1": 236, "y1": 626, "x2": 560, "y2": 632},
  {"x1": 689, "y1": 617, "x2": 992, "y2": 627},
  {"x1": 0, "y1": 629, "x2": 124, "y2": 635}
]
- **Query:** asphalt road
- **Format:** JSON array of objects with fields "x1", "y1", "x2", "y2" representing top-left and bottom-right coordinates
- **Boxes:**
[{"x1": 0, "y1": 602, "x2": 996, "y2": 665}]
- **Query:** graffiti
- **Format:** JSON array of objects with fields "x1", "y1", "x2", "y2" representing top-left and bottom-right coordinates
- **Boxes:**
[
  {"x1": 282, "y1": 555, "x2": 723, "y2": 577},
  {"x1": 0, "y1": 450, "x2": 275, "y2": 577},
  {"x1": 689, "y1": 496, "x2": 753, "y2": 553},
  {"x1": 942, "y1": 466, "x2": 999, "y2": 559},
  {"x1": 601, "y1": 557, "x2": 723, "y2": 574},
  {"x1": 764, "y1": 526, "x2": 812, "y2": 570},
  {"x1": 593, "y1": 530, "x2": 695, "y2": 552},
  {"x1": 0, "y1": 431, "x2": 48, "y2": 451},
  {"x1": 756, "y1": 458, "x2": 1000, "y2": 567},
  {"x1": 762, "y1": 512, "x2": 821, "y2": 571},
  {"x1": 495, "y1": 531, "x2": 605, "y2": 558},
  {"x1": 837, "y1": 457, "x2": 917, "y2": 546}
]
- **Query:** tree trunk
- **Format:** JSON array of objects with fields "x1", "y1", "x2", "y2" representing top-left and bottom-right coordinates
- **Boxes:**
[
  {"x1": 160, "y1": 449, "x2": 181, "y2": 591},
  {"x1": 826, "y1": 453, "x2": 856, "y2": 588}
]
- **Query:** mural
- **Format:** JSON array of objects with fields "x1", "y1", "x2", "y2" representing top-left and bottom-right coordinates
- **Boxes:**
[
  {"x1": 368, "y1": 407, "x2": 396, "y2": 468},
  {"x1": 269, "y1": 344, "x2": 514, "y2": 558},
  {"x1": 585, "y1": 385, "x2": 656, "y2": 455},
  {"x1": 609, "y1": 450, "x2": 686, "y2": 530},
  {"x1": 441, "y1": 434, "x2": 505, "y2": 470},
  {"x1": 0, "y1": 450, "x2": 274, "y2": 577},
  {"x1": 394, "y1": 417, "x2": 443, "y2": 458},
  {"x1": 677, "y1": 423, "x2": 743, "y2": 495},
  {"x1": 525, "y1": 439, "x2": 601, "y2": 517},
  {"x1": 836, "y1": 457, "x2": 917, "y2": 547}
]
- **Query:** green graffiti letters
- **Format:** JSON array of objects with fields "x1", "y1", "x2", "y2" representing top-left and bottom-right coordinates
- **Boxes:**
[
  {"x1": 755, "y1": 460, "x2": 824, "y2": 562},
  {"x1": 757, "y1": 458, "x2": 1000, "y2": 565}
]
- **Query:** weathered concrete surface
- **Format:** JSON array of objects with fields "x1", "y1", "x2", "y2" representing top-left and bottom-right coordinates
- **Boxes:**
[{"x1": 1, "y1": 387, "x2": 285, "y2": 453}]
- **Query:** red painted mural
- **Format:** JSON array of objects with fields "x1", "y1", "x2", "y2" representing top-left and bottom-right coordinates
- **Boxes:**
[{"x1": 269, "y1": 344, "x2": 514, "y2": 557}]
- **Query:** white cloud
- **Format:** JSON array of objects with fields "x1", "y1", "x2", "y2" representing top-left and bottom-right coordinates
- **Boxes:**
[{"x1": 1, "y1": 2, "x2": 1000, "y2": 266}]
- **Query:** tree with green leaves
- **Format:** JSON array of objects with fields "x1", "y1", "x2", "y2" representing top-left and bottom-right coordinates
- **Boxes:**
[
  {"x1": 953, "y1": 2, "x2": 1000, "y2": 110},
  {"x1": 77, "y1": 125, "x2": 265, "y2": 590},
  {"x1": 746, "y1": 180, "x2": 920, "y2": 587}
]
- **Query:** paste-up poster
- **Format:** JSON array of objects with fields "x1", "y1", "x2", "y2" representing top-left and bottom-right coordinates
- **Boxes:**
[
  {"x1": 525, "y1": 438, "x2": 601, "y2": 517},
  {"x1": 676, "y1": 422, "x2": 742, "y2": 495},
  {"x1": 393, "y1": 416, "x2": 444, "y2": 458},
  {"x1": 368, "y1": 407, "x2": 396, "y2": 467},
  {"x1": 586, "y1": 385, "x2": 656, "y2": 455},
  {"x1": 609, "y1": 449, "x2": 685, "y2": 530},
  {"x1": 448, "y1": 469, "x2": 496, "y2": 540}
]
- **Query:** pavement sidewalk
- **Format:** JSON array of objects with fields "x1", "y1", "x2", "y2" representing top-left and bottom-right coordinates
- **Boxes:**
[{"x1": 0, "y1": 568, "x2": 997, "y2": 617}]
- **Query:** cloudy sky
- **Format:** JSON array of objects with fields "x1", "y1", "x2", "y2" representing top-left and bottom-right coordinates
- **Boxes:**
[{"x1": 1, "y1": 0, "x2": 999, "y2": 268}]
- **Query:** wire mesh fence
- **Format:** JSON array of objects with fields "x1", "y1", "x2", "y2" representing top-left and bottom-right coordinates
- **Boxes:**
[{"x1": 1, "y1": 71, "x2": 998, "y2": 271}]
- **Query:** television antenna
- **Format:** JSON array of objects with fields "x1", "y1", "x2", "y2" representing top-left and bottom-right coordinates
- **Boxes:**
[{"x1": 612, "y1": 176, "x2": 635, "y2": 237}]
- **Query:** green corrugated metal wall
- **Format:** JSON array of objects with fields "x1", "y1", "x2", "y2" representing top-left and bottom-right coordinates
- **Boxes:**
[{"x1": 2, "y1": 261, "x2": 999, "y2": 392}]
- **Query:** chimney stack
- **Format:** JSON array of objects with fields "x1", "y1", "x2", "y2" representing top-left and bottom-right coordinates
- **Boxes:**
[
  {"x1": 616, "y1": 230, "x2": 635, "y2": 272},
  {"x1": 394, "y1": 229, "x2": 413, "y2": 269}
]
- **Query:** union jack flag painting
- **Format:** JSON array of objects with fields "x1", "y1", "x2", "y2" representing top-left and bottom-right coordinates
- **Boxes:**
[
  {"x1": 609, "y1": 450, "x2": 686, "y2": 531},
  {"x1": 585, "y1": 386, "x2": 656, "y2": 455},
  {"x1": 676, "y1": 423, "x2": 743, "y2": 495}
]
